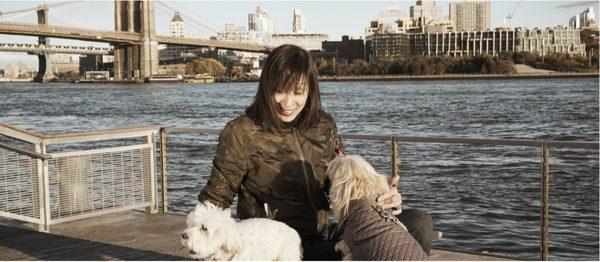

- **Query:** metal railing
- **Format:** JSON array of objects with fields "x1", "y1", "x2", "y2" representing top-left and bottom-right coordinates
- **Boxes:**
[
  {"x1": 1, "y1": 122, "x2": 597, "y2": 260},
  {"x1": 0, "y1": 122, "x2": 159, "y2": 232},
  {"x1": 159, "y1": 127, "x2": 598, "y2": 261}
]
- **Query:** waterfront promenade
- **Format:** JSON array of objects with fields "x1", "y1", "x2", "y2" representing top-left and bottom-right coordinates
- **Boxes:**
[{"x1": 0, "y1": 210, "x2": 511, "y2": 260}]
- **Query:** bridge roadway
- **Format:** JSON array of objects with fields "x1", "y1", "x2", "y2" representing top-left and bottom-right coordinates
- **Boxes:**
[
  {"x1": 0, "y1": 42, "x2": 112, "y2": 55},
  {"x1": 0, "y1": 21, "x2": 270, "y2": 53}
]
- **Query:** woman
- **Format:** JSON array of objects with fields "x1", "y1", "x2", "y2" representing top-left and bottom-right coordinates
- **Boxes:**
[{"x1": 198, "y1": 45, "x2": 432, "y2": 260}]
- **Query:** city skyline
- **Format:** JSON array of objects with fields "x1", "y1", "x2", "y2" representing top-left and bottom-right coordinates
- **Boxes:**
[{"x1": 0, "y1": 0, "x2": 598, "y2": 69}]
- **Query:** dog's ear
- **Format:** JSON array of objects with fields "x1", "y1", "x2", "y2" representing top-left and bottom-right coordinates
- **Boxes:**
[{"x1": 221, "y1": 225, "x2": 242, "y2": 254}]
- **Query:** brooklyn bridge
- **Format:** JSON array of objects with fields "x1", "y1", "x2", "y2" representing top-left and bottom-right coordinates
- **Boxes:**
[{"x1": 0, "y1": 0, "x2": 271, "y2": 82}]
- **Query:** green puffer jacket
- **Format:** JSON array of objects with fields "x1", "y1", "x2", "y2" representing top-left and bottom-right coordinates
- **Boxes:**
[{"x1": 198, "y1": 110, "x2": 342, "y2": 239}]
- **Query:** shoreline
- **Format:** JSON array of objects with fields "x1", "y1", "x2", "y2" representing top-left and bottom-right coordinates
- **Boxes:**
[
  {"x1": 1, "y1": 72, "x2": 597, "y2": 84},
  {"x1": 318, "y1": 72, "x2": 599, "y2": 82}
]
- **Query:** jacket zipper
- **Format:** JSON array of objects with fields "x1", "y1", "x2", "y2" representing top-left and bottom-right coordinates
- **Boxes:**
[{"x1": 291, "y1": 128, "x2": 320, "y2": 225}]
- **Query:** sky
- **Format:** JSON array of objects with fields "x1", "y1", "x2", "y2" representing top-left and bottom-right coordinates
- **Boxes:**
[{"x1": 0, "y1": 0, "x2": 598, "y2": 69}]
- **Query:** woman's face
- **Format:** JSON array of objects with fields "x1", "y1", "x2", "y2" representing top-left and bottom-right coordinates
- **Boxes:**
[{"x1": 273, "y1": 79, "x2": 308, "y2": 123}]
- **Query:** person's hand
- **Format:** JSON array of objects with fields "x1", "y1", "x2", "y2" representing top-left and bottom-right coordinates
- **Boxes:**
[
  {"x1": 388, "y1": 175, "x2": 399, "y2": 187},
  {"x1": 376, "y1": 175, "x2": 402, "y2": 215}
]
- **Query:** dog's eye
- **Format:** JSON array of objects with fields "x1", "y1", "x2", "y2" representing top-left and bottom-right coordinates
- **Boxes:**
[{"x1": 200, "y1": 225, "x2": 207, "y2": 231}]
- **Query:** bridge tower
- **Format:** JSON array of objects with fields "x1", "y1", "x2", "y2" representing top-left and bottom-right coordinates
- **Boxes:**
[
  {"x1": 113, "y1": 0, "x2": 158, "y2": 80},
  {"x1": 33, "y1": 5, "x2": 56, "y2": 83}
]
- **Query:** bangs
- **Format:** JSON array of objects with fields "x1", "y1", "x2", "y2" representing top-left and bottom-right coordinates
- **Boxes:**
[{"x1": 273, "y1": 58, "x2": 310, "y2": 94}]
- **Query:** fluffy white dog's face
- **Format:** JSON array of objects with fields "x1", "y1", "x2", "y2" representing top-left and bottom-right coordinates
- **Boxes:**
[{"x1": 181, "y1": 201, "x2": 240, "y2": 260}]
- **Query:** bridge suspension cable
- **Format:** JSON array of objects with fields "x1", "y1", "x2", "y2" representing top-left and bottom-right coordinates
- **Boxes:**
[
  {"x1": 156, "y1": 1, "x2": 222, "y2": 35},
  {"x1": 0, "y1": 0, "x2": 83, "y2": 16},
  {"x1": 0, "y1": 8, "x2": 37, "y2": 22},
  {"x1": 155, "y1": 3, "x2": 217, "y2": 37},
  {"x1": 49, "y1": 8, "x2": 94, "y2": 29},
  {"x1": 166, "y1": 1, "x2": 223, "y2": 31}
]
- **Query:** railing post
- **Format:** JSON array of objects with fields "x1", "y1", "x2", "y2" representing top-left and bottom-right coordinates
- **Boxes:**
[
  {"x1": 391, "y1": 137, "x2": 398, "y2": 180},
  {"x1": 144, "y1": 133, "x2": 158, "y2": 214},
  {"x1": 159, "y1": 128, "x2": 168, "y2": 214},
  {"x1": 32, "y1": 142, "x2": 49, "y2": 232},
  {"x1": 540, "y1": 142, "x2": 550, "y2": 260}
]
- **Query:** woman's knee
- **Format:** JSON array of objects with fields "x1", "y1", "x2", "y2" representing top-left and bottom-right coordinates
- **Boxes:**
[{"x1": 396, "y1": 208, "x2": 433, "y2": 255}]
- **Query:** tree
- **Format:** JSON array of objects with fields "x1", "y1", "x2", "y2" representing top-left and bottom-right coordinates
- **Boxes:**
[
  {"x1": 316, "y1": 59, "x2": 329, "y2": 75},
  {"x1": 498, "y1": 51, "x2": 514, "y2": 62},
  {"x1": 580, "y1": 28, "x2": 599, "y2": 68},
  {"x1": 513, "y1": 51, "x2": 537, "y2": 66},
  {"x1": 230, "y1": 65, "x2": 246, "y2": 77},
  {"x1": 186, "y1": 58, "x2": 226, "y2": 76},
  {"x1": 496, "y1": 59, "x2": 516, "y2": 74},
  {"x1": 388, "y1": 60, "x2": 405, "y2": 74},
  {"x1": 479, "y1": 55, "x2": 497, "y2": 74},
  {"x1": 351, "y1": 59, "x2": 370, "y2": 75}
]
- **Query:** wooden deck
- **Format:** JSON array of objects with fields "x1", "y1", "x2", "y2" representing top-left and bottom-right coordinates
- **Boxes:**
[{"x1": 0, "y1": 210, "x2": 512, "y2": 260}]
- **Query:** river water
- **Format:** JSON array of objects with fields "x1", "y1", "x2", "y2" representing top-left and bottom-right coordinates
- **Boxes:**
[{"x1": 1, "y1": 78, "x2": 598, "y2": 260}]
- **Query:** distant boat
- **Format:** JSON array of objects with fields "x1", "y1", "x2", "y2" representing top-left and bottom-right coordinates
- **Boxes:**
[
  {"x1": 184, "y1": 74, "x2": 214, "y2": 83},
  {"x1": 147, "y1": 75, "x2": 184, "y2": 83}
]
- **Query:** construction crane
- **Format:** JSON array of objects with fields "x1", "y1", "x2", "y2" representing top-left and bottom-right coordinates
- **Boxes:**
[{"x1": 503, "y1": 0, "x2": 522, "y2": 28}]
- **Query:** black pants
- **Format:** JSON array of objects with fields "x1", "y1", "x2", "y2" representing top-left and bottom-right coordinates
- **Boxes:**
[{"x1": 302, "y1": 208, "x2": 433, "y2": 260}]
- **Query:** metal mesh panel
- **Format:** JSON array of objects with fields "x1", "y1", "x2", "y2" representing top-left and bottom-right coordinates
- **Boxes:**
[
  {"x1": 47, "y1": 147, "x2": 152, "y2": 220},
  {"x1": 0, "y1": 147, "x2": 40, "y2": 220}
]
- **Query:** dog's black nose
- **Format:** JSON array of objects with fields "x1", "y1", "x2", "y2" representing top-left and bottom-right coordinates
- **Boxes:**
[{"x1": 181, "y1": 233, "x2": 188, "y2": 239}]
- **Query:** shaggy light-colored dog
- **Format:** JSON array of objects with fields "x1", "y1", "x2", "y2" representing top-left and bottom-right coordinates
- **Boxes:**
[
  {"x1": 327, "y1": 155, "x2": 398, "y2": 220},
  {"x1": 327, "y1": 155, "x2": 405, "y2": 260},
  {"x1": 181, "y1": 201, "x2": 302, "y2": 261}
]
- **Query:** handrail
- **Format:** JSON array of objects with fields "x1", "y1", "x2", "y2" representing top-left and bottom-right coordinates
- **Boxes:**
[
  {"x1": 163, "y1": 127, "x2": 599, "y2": 149},
  {"x1": 160, "y1": 126, "x2": 599, "y2": 260},
  {"x1": 1, "y1": 122, "x2": 597, "y2": 259},
  {"x1": 43, "y1": 126, "x2": 161, "y2": 145},
  {"x1": 0, "y1": 141, "x2": 52, "y2": 160},
  {"x1": 0, "y1": 122, "x2": 44, "y2": 144}
]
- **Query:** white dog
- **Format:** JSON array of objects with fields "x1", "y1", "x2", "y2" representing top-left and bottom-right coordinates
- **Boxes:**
[{"x1": 181, "y1": 201, "x2": 302, "y2": 261}]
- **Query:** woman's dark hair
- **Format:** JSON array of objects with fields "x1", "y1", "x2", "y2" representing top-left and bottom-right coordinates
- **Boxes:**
[{"x1": 245, "y1": 44, "x2": 321, "y2": 132}]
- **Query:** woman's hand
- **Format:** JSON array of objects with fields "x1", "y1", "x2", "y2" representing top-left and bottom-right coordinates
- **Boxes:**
[{"x1": 376, "y1": 175, "x2": 402, "y2": 215}]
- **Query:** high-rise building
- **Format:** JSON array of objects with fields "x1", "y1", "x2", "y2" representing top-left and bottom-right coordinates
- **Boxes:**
[
  {"x1": 410, "y1": 0, "x2": 444, "y2": 23},
  {"x1": 293, "y1": 9, "x2": 307, "y2": 34},
  {"x1": 570, "y1": 7, "x2": 597, "y2": 29},
  {"x1": 170, "y1": 12, "x2": 184, "y2": 37},
  {"x1": 365, "y1": 5, "x2": 415, "y2": 36},
  {"x1": 449, "y1": 1, "x2": 491, "y2": 31},
  {"x1": 409, "y1": 0, "x2": 453, "y2": 33},
  {"x1": 248, "y1": 6, "x2": 276, "y2": 34}
]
